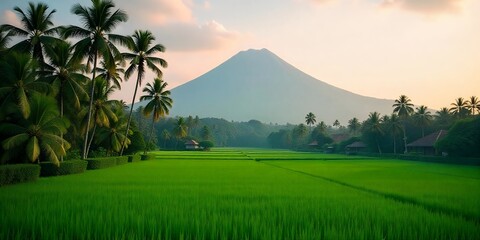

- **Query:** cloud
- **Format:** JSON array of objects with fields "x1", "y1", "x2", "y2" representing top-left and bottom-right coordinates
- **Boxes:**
[
  {"x1": 115, "y1": 0, "x2": 243, "y2": 52},
  {"x1": 157, "y1": 20, "x2": 242, "y2": 52},
  {"x1": 2, "y1": 10, "x2": 21, "y2": 26},
  {"x1": 380, "y1": 0, "x2": 465, "y2": 15},
  {"x1": 118, "y1": 0, "x2": 193, "y2": 25}
]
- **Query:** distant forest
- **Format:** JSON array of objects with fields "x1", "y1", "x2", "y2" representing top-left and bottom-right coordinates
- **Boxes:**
[{"x1": 132, "y1": 95, "x2": 480, "y2": 158}]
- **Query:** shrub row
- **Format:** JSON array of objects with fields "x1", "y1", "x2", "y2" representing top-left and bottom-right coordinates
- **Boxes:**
[
  {"x1": 128, "y1": 154, "x2": 141, "y2": 162},
  {"x1": 40, "y1": 160, "x2": 88, "y2": 177},
  {"x1": 2, "y1": 154, "x2": 148, "y2": 185},
  {"x1": 140, "y1": 154, "x2": 155, "y2": 161},
  {"x1": 0, "y1": 164, "x2": 40, "y2": 186}
]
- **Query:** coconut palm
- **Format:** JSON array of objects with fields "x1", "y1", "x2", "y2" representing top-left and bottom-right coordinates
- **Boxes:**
[
  {"x1": 0, "y1": 53, "x2": 50, "y2": 119},
  {"x1": 95, "y1": 107, "x2": 130, "y2": 155},
  {"x1": 120, "y1": 30, "x2": 167, "y2": 155},
  {"x1": 333, "y1": 119, "x2": 340, "y2": 128},
  {"x1": 413, "y1": 105, "x2": 432, "y2": 137},
  {"x1": 0, "y1": 94, "x2": 70, "y2": 165},
  {"x1": 41, "y1": 40, "x2": 89, "y2": 161},
  {"x1": 348, "y1": 117, "x2": 361, "y2": 136},
  {"x1": 0, "y1": 27, "x2": 13, "y2": 51},
  {"x1": 96, "y1": 58, "x2": 125, "y2": 89},
  {"x1": 305, "y1": 112, "x2": 316, "y2": 131},
  {"x1": 1, "y1": 2, "x2": 60, "y2": 65},
  {"x1": 315, "y1": 121, "x2": 328, "y2": 134},
  {"x1": 449, "y1": 97, "x2": 469, "y2": 118},
  {"x1": 386, "y1": 114, "x2": 402, "y2": 154},
  {"x1": 466, "y1": 96, "x2": 479, "y2": 115},
  {"x1": 62, "y1": 0, "x2": 128, "y2": 159},
  {"x1": 161, "y1": 129, "x2": 171, "y2": 149},
  {"x1": 173, "y1": 117, "x2": 188, "y2": 149},
  {"x1": 435, "y1": 107, "x2": 452, "y2": 128},
  {"x1": 363, "y1": 112, "x2": 383, "y2": 154},
  {"x1": 140, "y1": 78, "x2": 173, "y2": 154},
  {"x1": 82, "y1": 77, "x2": 119, "y2": 156},
  {"x1": 392, "y1": 95, "x2": 414, "y2": 154},
  {"x1": 42, "y1": 40, "x2": 88, "y2": 117}
]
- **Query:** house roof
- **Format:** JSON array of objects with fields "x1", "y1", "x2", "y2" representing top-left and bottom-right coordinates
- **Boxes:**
[
  {"x1": 185, "y1": 140, "x2": 199, "y2": 145},
  {"x1": 406, "y1": 130, "x2": 448, "y2": 147},
  {"x1": 346, "y1": 141, "x2": 367, "y2": 148}
]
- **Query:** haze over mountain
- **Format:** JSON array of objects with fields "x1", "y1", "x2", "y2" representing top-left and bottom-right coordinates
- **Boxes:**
[{"x1": 140, "y1": 48, "x2": 395, "y2": 124}]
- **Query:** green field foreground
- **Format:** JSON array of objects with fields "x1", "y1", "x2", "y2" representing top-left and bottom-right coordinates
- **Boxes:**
[{"x1": 1, "y1": 149, "x2": 479, "y2": 239}]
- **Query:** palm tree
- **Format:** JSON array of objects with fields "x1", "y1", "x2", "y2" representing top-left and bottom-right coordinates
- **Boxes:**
[
  {"x1": 140, "y1": 78, "x2": 173, "y2": 154},
  {"x1": 0, "y1": 26, "x2": 13, "y2": 51},
  {"x1": 0, "y1": 53, "x2": 50, "y2": 119},
  {"x1": 333, "y1": 119, "x2": 340, "y2": 128},
  {"x1": 363, "y1": 112, "x2": 383, "y2": 154},
  {"x1": 293, "y1": 124, "x2": 308, "y2": 147},
  {"x1": 305, "y1": 112, "x2": 316, "y2": 131},
  {"x1": 62, "y1": 0, "x2": 128, "y2": 159},
  {"x1": 386, "y1": 114, "x2": 402, "y2": 154},
  {"x1": 96, "y1": 106, "x2": 130, "y2": 155},
  {"x1": 41, "y1": 40, "x2": 88, "y2": 162},
  {"x1": 466, "y1": 96, "x2": 479, "y2": 115},
  {"x1": 435, "y1": 107, "x2": 452, "y2": 128},
  {"x1": 96, "y1": 58, "x2": 125, "y2": 90},
  {"x1": 83, "y1": 77, "x2": 119, "y2": 156},
  {"x1": 120, "y1": 30, "x2": 167, "y2": 155},
  {"x1": 173, "y1": 117, "x2": 188, "y2": 149},
  {"x1": 392, "y1": 95, "x2": 414, "y2": 154},
  {"x1": 315, "y1": 121, "x2": 328, "y2": 134},
  {"x1": 413, "y1": 105, "x2": 432, "y2": 137},
  {"x1": 0, "y1": 94, "x2": 70, "y2": 165},
  {"x1": 161, "y1": 129, "x2": 171, "y2": 149},
  {"x1": 449, "y1": 97, "x2": 469, "y2": 118},
  {"x1": 1, "y1": 2, "x2": 60, "y2": 65},
  {"x1": 347, "y1": 117, "x2": 361, "y2": 136}
]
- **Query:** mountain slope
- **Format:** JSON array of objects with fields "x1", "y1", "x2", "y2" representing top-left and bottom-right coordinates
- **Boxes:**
[{"x1": 159, "y1": 48, "x2": 394, "y2": 124}]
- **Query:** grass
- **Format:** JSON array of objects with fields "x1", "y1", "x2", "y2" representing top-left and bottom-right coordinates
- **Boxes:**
[{"x1": 1, "y1": 148, "x2": 479, "y2": 239}]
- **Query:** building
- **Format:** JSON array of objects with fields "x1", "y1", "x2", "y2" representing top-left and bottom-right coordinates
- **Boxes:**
[
  {"x1": 406, "y1": 130, "x2": 448, "y2": 155},
  {"x1": 345, "y1": 141, "x2": 367, "y2": 154},
  {"x1": 185, "y1": 140, "x2": 199, "y2": 150}
]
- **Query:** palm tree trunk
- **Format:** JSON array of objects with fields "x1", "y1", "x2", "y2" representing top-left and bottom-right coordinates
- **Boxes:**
[
  {"x1": 393, "y1": 135, "x2": 397, "y2": 155},
  {"x1": 120, "y1": 72, "x2": 141, "y2": 155},
  {"x1": 145, "y1": 115, "x2": 156, "y2": 155},
  {"x1": 402, "y1": 125, "x2": 408, "y2": 154},
  {"x1": 422, "y1": 127, "x2": 425, "y2": 138},
  {"x1": 376, "y1": 138, "x2": 382, "y2": 154},
  {"x1": 86, "y1": 122, "x2": 97, "y2": 158},
  {"x1": 60, "y1": 87, "x2": 64, "y2": 162},
  {"x1": 83, "y1": 53, "x2": 98, "y2": 159}
]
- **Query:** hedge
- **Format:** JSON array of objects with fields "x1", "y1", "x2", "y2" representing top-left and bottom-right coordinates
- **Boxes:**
[
  {"x1": 356, "y1": 153, "x2": 480, "y2": 166},
  {"x1": 128, "y1": 155, "x2": 141, "y2": 163},
  {"x1": 116, "y1": 156, "x2": 129, "y2": 165},
  {"x1": 40, "y1": 160, "x2": 88, "y2": 177},
  {"x1": 86, "y1": 157, "x2": 117, "y2": 170},
  {"x1": 141, "y1": 154, "x2": 155, "y2": 161},
  {"x1": 0, "y1": 164, "x2": 40, "y2": 186}
]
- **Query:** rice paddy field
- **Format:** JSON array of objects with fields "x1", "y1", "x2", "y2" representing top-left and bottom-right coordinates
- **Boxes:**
[{"x1": 1, "y1": 148, "x2": 479, "y2": 239}]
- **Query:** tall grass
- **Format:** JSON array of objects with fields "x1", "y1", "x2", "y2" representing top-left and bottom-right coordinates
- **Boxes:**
[{"x1": 1, "y1": 149, "x2": 479, "y2": 239}]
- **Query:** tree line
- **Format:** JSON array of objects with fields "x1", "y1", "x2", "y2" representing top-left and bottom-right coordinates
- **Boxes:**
[
  {"x1": 0, "y1": 0, "x2": 173, "y2": 165},
  {"x1": 268, "y1": 95, "x2": 480, "y2": 157}
]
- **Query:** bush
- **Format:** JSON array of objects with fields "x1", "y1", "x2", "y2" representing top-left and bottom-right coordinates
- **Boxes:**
[
  {"x1": 140, "y1": 154, "x2": 155, "y2": 161},
  {"x1": 128, "y1": 154, "x2": 141, "y2": 163},
  {"x1": 199, "y1": 141, "x2": 214, "y2": 151},
  {"x1": 86, "y1": 157, "x2": 117, "y2": 170},
  {"x1": 0, "y1": 164, "x2": 40, "y2": 186},
  {"x1": 116, "y1": 156, "x2": 128, "y2": 165},
  {"x1": 40, "y1": 160, "x2": 88, "y2": 177}
]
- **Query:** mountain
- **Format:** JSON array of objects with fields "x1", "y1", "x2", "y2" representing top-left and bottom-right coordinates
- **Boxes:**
[{"x1": 145, "y1": 48, "x2": 395, "y2": 124}]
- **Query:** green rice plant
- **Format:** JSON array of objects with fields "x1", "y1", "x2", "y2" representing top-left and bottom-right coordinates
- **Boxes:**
[{"x1": 1, "y1": 151, "x2": 479, "y2": 239}]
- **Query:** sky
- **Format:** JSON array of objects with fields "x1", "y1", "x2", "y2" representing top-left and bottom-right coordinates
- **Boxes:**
[{"x1": 1, "y1": 0, "x2": 479, "y2": 110}]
